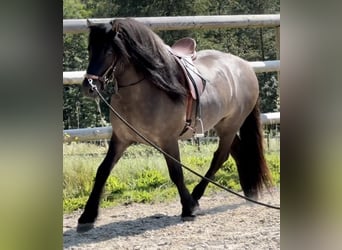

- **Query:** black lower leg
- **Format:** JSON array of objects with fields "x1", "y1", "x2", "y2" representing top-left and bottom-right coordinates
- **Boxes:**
[
  {"x1": 192, "y1": 141, "x2": 230, "y2": 201},
  {"x1": 77, "y1": 162, "x2": 113, "y2": 224},
  {"x1": 78, "y1": 138, "x2": 127, "y2": 226},
  {"x1": 163, "y1": 142, "x2": 198, "y2": 217},
  {"x1": 169, "y1": 161, "x2": 198, "y2": 217},
  {"x1": 230, "y1": 135, "x2": 258, "y2": 199}
]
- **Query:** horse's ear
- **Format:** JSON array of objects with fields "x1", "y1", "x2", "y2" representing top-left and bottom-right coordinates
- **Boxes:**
[
  {"x1": 110, "y1": 20, "x2": 118, "y2": 32},
  {"x1": 86, "y1": 19, "x2": 92, "y2": 27}
]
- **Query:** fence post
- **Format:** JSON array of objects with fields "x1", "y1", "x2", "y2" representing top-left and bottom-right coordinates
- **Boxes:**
[{"x1": 275, "y1": 26, "x2": 280, "y2": 108}]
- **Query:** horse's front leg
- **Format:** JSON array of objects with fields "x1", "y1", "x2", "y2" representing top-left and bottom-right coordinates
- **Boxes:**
[
  {"x1": 162, "y1": 141, "x2": 199, "y2": 219},
  {"x1": 77, "y1": 135, "x2": 129, "y2": 233}
]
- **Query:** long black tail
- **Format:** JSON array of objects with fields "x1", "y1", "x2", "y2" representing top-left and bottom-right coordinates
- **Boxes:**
[{"x1": 235, "y1": 102, "x2": 273, "y2": 198}]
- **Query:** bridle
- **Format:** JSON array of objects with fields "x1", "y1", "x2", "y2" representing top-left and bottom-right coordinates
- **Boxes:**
[
  {"x1": 84, "y1": 55, "x2": 145, "y2": 92},
  {"x1": 84, "y1": 57, "x2": 118, "y2": 86}
]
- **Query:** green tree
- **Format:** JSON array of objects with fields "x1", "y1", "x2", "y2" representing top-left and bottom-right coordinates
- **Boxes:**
[{"x1": 63, "y1": 0, "x2": 103, "y2": 129}]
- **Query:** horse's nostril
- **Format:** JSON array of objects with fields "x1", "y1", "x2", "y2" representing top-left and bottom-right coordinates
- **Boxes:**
[{"x1": 88, "y1": 88, "x2": 94, "y2": 94}]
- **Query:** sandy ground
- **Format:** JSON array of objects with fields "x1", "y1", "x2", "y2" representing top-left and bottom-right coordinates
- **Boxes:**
[{"x1": 63, "y1": 188, "x2": 280, "y2": 249}]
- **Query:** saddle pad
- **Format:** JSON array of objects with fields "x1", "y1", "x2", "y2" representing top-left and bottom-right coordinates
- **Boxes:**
[{"x1": 174, "y1": 56, "x2": 205, "y2": 100}]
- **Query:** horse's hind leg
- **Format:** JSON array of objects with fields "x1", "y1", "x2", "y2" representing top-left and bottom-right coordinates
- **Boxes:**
[
  {"x1": 162, "y1": 140, "x2": 199, "y2": 219},
  {"x1": 77, "y1": 135, "x2": 129, "y2": 233},
  {"x1": 191, "y1": 133, "x2": 235, "y2": 202},
  {"x1": 230, "y1": 135, "x2": 254, "y2": 197}
]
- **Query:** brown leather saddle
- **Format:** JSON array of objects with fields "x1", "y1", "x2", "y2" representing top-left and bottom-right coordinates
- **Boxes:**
[{"x1": 168, "y1": 37, "x2": 206, "y2": 137}]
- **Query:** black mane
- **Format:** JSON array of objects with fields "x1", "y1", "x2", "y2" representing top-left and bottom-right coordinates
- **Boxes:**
[{"x1": 109, "y1": 18, "x2": 187, "y2": 101}]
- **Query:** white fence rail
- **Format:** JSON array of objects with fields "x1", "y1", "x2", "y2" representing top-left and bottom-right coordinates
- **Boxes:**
[
  {"x1": 63, "y1": 112, "x2": 280, "y2": 143},
  {"x1": 63, "y1": 60, "x2": 280, "y2": 84},
  {"x1": 63, "y1": 14, "x2": 280, "y2": 84},
  {"x1": 64, "y1": 14, "x2": 280, "y2": 34}
]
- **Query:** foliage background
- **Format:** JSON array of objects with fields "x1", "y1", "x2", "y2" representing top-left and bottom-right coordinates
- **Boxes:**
[
  {"x1": 63, "y1": 141, "x2": 280, "y2": 213},
  {"x1": 63, "y1": 0, "x2": 280, "y2": 129}
]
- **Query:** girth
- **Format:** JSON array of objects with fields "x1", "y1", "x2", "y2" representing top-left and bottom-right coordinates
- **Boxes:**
[{"x1": 167, "y1": 38, "x2": 207, "y2": 137}]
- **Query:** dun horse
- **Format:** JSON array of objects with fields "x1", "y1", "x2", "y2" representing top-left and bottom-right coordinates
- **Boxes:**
[{"x1": 78, "y1": 18, "x2": 272, "y2": 232}]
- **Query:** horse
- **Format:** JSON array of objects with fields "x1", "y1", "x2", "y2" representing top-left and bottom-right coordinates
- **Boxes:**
[{"x1": 78, "y1": 18, "x2": 273, "y2": 232}]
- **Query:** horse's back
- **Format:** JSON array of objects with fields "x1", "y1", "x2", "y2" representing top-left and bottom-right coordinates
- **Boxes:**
[
  {"x1": 193, "y1": 50, "x2": 259, "y2": 131},
  {"x1": 195, "y1": 49, "x2": 258, "y2": 103},
  {"x1": 195, "y1": 49, "x2": 257, "y2": 86}
]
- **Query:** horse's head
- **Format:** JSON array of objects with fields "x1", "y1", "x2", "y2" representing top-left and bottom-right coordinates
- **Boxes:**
[
  {"x1": 83, "y1": 18, "x2": 187, "y2": 101},
  {"x1": 82, "y1": 21, "x2": 118, "y2": 98}
]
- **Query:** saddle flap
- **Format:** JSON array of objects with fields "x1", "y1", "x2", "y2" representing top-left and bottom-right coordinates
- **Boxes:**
[
  {"x1": 171, "y1": 37, "x2": 197, "y2": 60},
  {"x1": 182, "y1": 58, "x2": 204, "y2": 100}
]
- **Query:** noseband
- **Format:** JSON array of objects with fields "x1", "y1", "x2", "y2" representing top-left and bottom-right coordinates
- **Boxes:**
[
  {"x1": 85, "y1": 56, "x2": 145, "y2": 93},
  {"x1": 84, "y1": 57, "x2": 118, "y2": 85}
]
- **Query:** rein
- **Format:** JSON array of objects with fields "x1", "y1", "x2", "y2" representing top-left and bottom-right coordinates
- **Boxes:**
[{"x1": 87, "y1": 79, "x2": 280, "y2": 210}]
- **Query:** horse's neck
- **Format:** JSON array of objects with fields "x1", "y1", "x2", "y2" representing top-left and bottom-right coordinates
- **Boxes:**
[{"x1": 115, "y1": 64, "x2": 143, "y2": 87}]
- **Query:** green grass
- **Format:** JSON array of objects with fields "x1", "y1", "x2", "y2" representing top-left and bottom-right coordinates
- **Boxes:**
[{"x1": 63, "y1": 140, "x2": 280, "y2": 213}]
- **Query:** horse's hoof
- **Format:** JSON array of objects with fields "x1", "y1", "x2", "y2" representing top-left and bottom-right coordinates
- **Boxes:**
[
  {"x1": 192, "y1": 204, "x2": 202, "y2": 215},
  {"x1": 181, "y1": 204, "x2": 201, "y2": 221},
  {"x1": 192, "y1": 206, "x2": 204, "y2": 216},
  {"x1": 77, "y1": 223, "x2": 94, "y2": 233},
  {"x1": 181, "y1": 215, "x2": 196, "y2": 222}
]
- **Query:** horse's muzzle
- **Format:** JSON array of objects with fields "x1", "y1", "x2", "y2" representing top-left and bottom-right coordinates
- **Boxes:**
[{"x1": 82, "y1": 77, "x2": 105, "y2": 98}]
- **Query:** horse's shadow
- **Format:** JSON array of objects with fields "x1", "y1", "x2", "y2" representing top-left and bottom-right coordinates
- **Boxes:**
[{"x1": 63, "y1": 201, "x2": 245, "y2": 248}]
